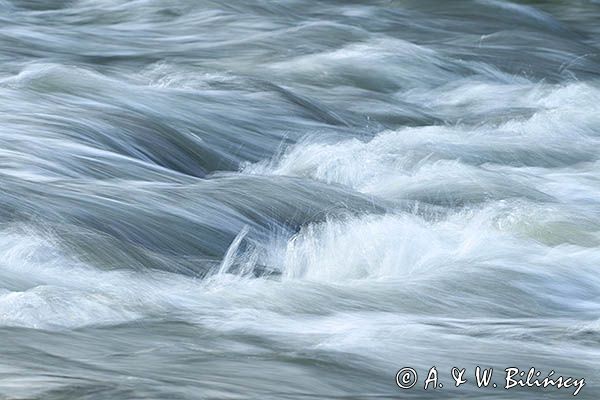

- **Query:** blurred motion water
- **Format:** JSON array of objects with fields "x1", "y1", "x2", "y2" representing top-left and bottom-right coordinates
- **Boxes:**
[{"x1": 1, "y1": 0, "x2": 600, "y2": 398}]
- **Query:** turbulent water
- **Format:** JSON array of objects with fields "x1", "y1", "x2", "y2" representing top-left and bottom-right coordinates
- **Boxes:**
[{"x1": 1, "y1": 0, "x2": 600, "y2": 399}]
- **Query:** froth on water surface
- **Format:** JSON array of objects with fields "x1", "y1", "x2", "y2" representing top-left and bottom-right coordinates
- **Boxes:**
[{"x1": 1, "y1": 0, "x2": 600, "y2": 399}]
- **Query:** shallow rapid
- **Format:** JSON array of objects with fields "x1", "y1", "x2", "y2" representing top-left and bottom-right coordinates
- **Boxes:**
[{"x1": 1, "y1": 0, "x2": 600, "y2": 399}]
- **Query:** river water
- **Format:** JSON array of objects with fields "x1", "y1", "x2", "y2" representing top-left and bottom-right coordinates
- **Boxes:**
[{"x1": 1, "y1": 0, "x2": 600, "y2": 399}]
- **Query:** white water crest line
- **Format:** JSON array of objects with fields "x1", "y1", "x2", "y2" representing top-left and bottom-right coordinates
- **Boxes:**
[{"x1": 218, "y1": 225, "x2": 251, "y2": 275}]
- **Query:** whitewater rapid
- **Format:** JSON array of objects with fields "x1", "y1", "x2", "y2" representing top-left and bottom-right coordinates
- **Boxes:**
[{"x1": 1, "y1": 0, "x2": 600, "y2": 399}]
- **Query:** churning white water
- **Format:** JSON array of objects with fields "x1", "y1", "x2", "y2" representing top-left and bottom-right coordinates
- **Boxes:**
[{"x1": 1, "y1": 0, "x2": 600, "y2": 399}]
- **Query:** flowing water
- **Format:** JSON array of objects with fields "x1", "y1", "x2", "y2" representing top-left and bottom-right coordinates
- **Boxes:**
[{"x1": 1, "y1": 1, "x2": 600, "y2": 399}]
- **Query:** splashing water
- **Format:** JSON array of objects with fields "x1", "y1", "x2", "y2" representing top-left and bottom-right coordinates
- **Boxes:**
[{"x1": 1, "y1": 0, "x2": 600, "y2": 399}]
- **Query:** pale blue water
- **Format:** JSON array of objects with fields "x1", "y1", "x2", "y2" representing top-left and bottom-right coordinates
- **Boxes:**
[{"x1": 1, "y1": 1, "x2": 600, "y2": 399}]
